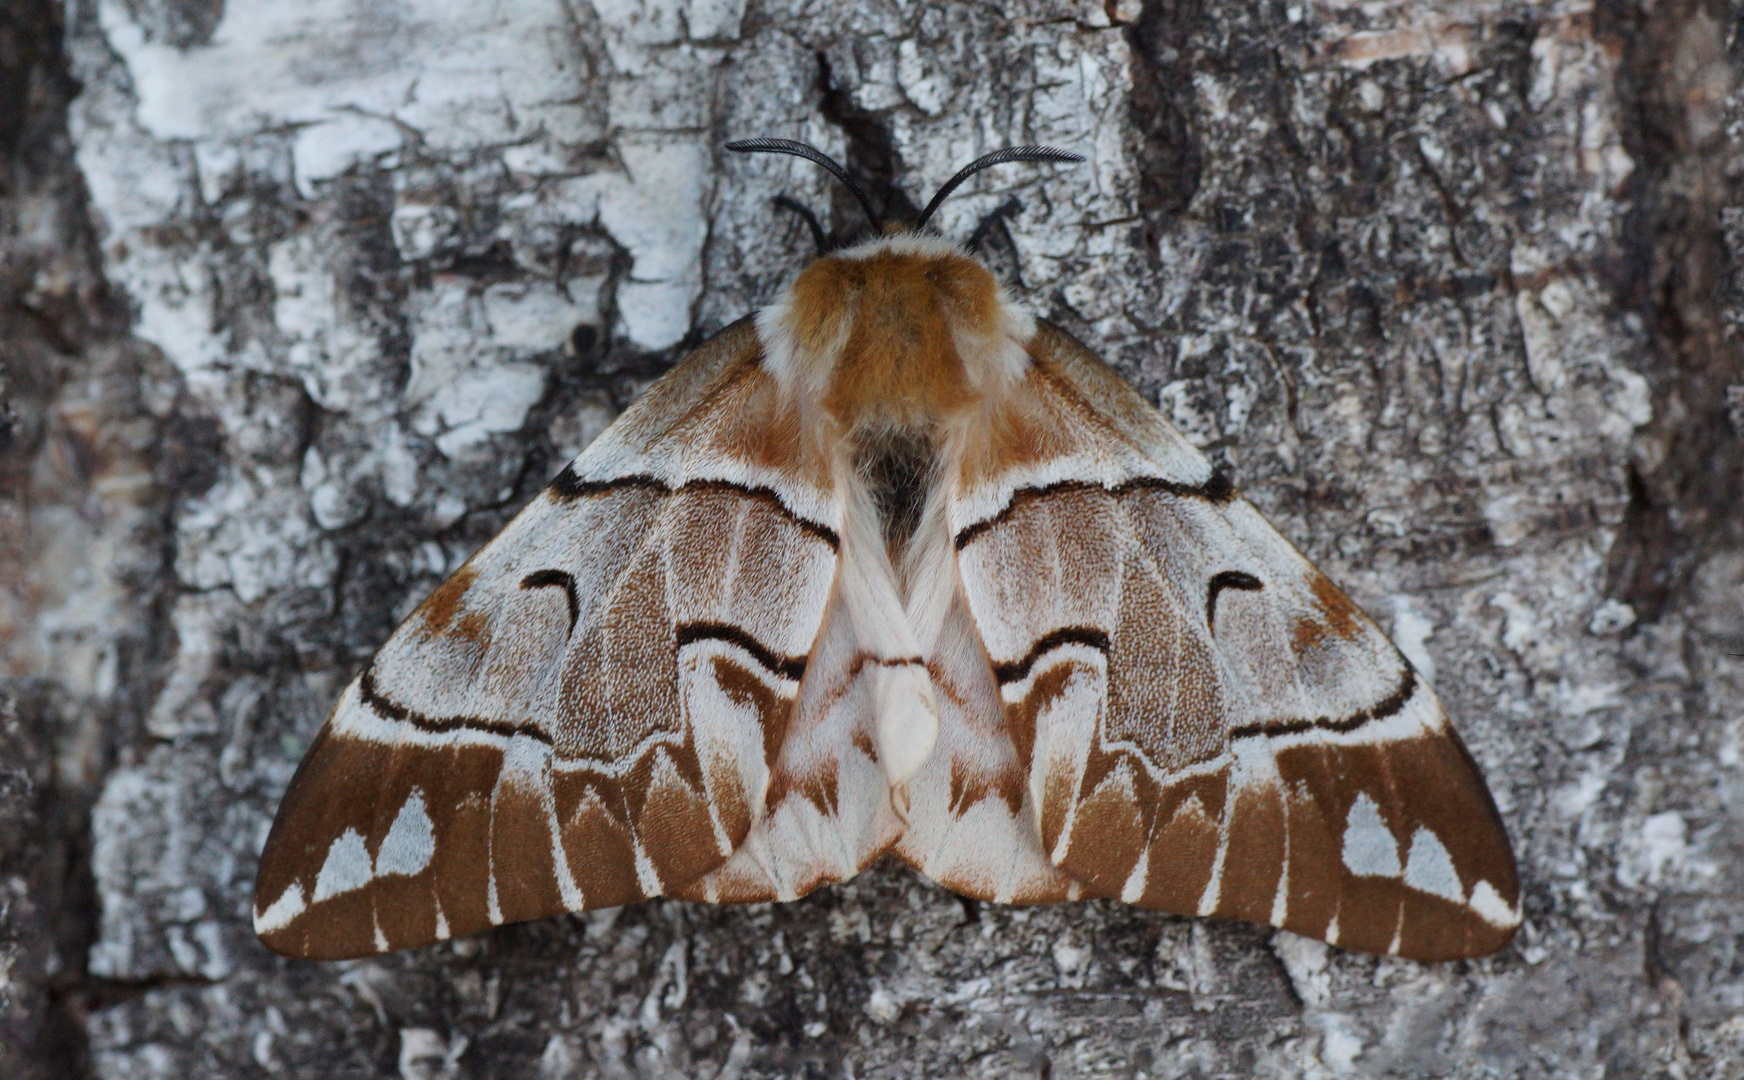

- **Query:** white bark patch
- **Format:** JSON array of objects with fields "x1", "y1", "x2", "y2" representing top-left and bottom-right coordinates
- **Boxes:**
[
  {"x1": 1389, "y1": 597, "x2": 1437, "y2": 685},
  {"x1": 94, "y1": 0, "x2": 591, "y2": 158},
  {"x1": 592, "y1": 139, "x2": 710, "y2": 350}
]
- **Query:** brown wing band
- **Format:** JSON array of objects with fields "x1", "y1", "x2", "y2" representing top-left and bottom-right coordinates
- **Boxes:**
[
  {"x1": 548, "y1": 466, "x2": 840, "y2": 550},
  {"x1": 954, "y1": 472, "x2": 1235, "y2": 551}
]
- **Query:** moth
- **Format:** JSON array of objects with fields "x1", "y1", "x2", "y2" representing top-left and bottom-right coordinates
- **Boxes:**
[{"x1": 255, "y1": 139, "x2": 1520, "y2": 962}]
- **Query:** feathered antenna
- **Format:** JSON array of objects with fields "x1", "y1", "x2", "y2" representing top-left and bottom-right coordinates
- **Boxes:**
[
  {"x1": 726, "y1": 138, "x2": 1085, "y2": 237},
  {"x1": 915, "y1": 146, "x2": 1084, "y2": 230},
  {"x1": 725, "y1": 138, "x2": 883, "y2": 232}
]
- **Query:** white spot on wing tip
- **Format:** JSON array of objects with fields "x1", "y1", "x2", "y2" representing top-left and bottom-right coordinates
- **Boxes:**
[
  {"x1": 1403, "y1": 827, "x2": 1464, "y2": 903},
  {"x1": 1324, "y1": 912, "x2": 1340, "y2": 946},
  {"x1": 1270, "y1": 869, "x2": 1290, "y2": 928},
  {"x1": 433, "y1": 904, "x2": 451, "y2": 941},
  {"x1": 1468, "y1": 880, "x2": 1520, "y2": 928},
  {"x1": 1119, "y1": 847, "x2": 1150, "y2": 904},
  {"x1": 313, "y1": 828, "x2": 373, "y2": 902},
  {"x1": 376, "y1": 790, "x2": 436, "y2": 878},
  {"x1": 254, "y1": 883, "x2": 307, "y2": 934},
  {"x1": 631, "y1": 837, "x2": 663, "y2": 898},
  {"x1": 1340, "y1": 794, "x2": 1402, "y2": 879}
]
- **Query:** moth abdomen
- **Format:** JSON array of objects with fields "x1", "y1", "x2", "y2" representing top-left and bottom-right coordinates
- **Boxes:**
[{"x1": 854, "y1": 426, "x2": 938, "y2": 558}]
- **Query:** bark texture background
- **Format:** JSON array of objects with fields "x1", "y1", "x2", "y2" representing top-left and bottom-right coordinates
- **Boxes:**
[{"x1": 2, "y1": 0, "x2": 1742, "y2": 1076}]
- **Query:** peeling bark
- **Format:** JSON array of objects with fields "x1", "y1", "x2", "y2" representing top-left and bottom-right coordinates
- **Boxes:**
[{"x1": 2, "y1": 0, "x2": 1742, "y2": 1076}]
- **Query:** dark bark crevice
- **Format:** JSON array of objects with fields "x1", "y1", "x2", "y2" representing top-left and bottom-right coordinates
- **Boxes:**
[
  {"x1": 1600, "y1": 0, "x2": 1744, "y2": 621},
  {"x1": 1125, "y1": 0, "x2": 1206, "y2": 250},
  {"x1": 1, "y1": 0, "x2": 181, "y2": 1075},
  {"x1": 816, "y1": 50, "x2": 920, "y2": 237}
]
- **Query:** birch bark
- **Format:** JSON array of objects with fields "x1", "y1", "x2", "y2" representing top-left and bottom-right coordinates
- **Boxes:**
[{"x1": 2, "y1": 0, "x2": 1742, "y2": 1076}]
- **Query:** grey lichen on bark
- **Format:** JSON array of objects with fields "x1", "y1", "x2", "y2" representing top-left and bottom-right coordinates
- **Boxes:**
[{"x1": 1, "y1": 0, "x2": 1741, "y2": 1076}]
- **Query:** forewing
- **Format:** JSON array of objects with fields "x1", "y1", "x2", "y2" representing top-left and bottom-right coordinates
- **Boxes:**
[
  {"x1": 254, "y1": 320, "x2": 845, "y2": 959},
  {"x1": 941, "y1": 322, "x2": 1520, "y2": 960}
]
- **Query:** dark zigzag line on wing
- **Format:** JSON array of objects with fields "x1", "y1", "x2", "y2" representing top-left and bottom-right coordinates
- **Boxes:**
[
  {"x1": 991, "y1": 626, "x2": 1110, "y2": 685},
  {"x1": 359, "y1": 666, "x2": 554, "y2": 744},
  {"x1": 1230, "y1": 663, "x2": 1419, "y2": 740},
  {"x1": 954, "y1": 471, "x2": 1235, "y2": 551},
  {"x1": 357, "y1": 621, "x2": 805, "y2": 744},
  {"x1": 549, "y1": 465, "x2": 839, "y2": 549},
  {"x1": 993, "y1": 627, "x2": 1418, "y2": 739},
  {"x1": 675, "y1": 622, "x2": 808, "y2": 682}
]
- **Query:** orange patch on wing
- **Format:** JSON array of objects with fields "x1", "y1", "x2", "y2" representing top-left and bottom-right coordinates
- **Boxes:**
[
  {"x1": 958, "y1": 381, "x2": 1071, "y2": 490},
  {"x1": 1059, "y1": 758, "x2": 1146, "y2": 895},
  {"x1": 1309, "y1": 572, "x2": 1366, "y2": 640},
  {"x1": 766, "y1": 762, "x2": 841, "y2": 817},
  {"x1": 713, "y1": 363, "x2": 836, "y2": 492},
  {"x1": 489, "y1": 772, "x2": 566, "y2": 926},
  {"x1": 633, "y1": 746, "x2": 728, "y2": 890},
  {"x1": 554, "y1": 780, "x2": 645, "y2": 909},
  {"x1": 1292, "y1": 616, "x2": 1327, "y2": 652},
  {"x1": 850, "y1": 728, "x2": 877, "y2": 760},
  {"x1": 706, "y1": 655, "x2": 793, "y2": 770},
  {"x1": 947, "y1": 757, "x2": 1025, "y2": 817},
  {"x1": 455, "y1": 609, "x2": 491, "y2": 644},
  {"x1": 418, "y1": 565, "x2": 477, "y2": 637},
  {"x1": 1212, "y1": 783, "x2": 1286, "y2": 924}
]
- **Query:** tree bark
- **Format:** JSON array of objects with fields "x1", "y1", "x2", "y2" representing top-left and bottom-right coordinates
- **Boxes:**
[{"x1": 3, "y1": 0, "x2": 1742, "y2": 1076}]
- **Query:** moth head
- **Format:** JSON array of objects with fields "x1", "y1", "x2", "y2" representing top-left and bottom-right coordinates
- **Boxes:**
[
  {"x1": 789, "y1": 235, "x2": 1020, "y2": 426},
  {"x1": 730, "y1": 139, "x2": 1082, "y2": 428}
]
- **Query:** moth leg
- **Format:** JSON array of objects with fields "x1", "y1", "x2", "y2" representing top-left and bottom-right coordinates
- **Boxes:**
[
  {"x1": 964, "y1": 195, "x2": 1024, "y2": 254},
  {"x1": 772, "y1": 194, "x2": 830, "y2": 256}
]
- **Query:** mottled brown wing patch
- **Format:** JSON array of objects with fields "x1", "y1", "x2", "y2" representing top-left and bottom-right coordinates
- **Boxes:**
[
  {"x1": 978, "y1": 518, "x2": 1522, "y2": 960},
  {"x1": 254, "y1": 717, "x2": 545, "y2": 960},
  {"x1": 1270, "y1": 733, "x2": 1520, "y2": 959}
]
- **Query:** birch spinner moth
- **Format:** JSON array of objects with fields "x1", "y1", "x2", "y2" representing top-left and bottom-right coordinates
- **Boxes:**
[{"x1": 254, "y1": 140, "x2": 1520, "y2": 963}]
